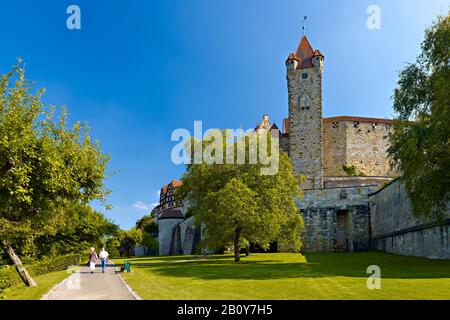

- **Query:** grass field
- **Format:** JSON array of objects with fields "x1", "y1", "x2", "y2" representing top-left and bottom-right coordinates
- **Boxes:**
[
  {"x1": 114, "y1": 252, "x2": 450, "y2": 300},
  {"x1": 1, "y1": 270, "x2": 70, "y2": 300}
]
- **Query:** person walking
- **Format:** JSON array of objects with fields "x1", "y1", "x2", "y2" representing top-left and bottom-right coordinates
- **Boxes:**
[
  {"x1": 89, "y1": 247, "x2": 98, "y2": 274},
  {"x1": 99, "y1": 247, "x2": 109, "y2": 273}
]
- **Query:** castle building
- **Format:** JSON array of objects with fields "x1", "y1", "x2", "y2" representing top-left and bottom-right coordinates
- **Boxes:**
[
  {"x1": 278, "y1": 36, "x2": 395, "y2": 252},
  {"x1": 278, "y1": 35, "x2": 448, "y2": 255},
  {"x1": 155, "y1": 179, "x2": 183, "y2": 216},
  {"x1": 156, "y1": 34, "x2": 449, "y2": 259},
  {"x1": 155, "y1": 179, "x2": 199, "y2": 256}
]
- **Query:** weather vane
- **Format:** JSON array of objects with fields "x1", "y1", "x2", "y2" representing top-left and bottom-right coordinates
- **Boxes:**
[{"x1": 302, "y1": 16, "x2": 308, "y2": 36}]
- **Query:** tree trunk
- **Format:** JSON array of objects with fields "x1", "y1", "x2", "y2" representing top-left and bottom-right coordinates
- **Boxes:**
[
  {"x1": 1, "y1": 240, "x2": 37, "y2": 287},
  {"x1": 234, "y1": 228, "x2": 241, "y2": 263},
  {"x1": 245, "y1": 245, "x2": 250, "y2": 257}
]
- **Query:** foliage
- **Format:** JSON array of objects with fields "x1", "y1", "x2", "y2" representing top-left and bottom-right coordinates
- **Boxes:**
[
  {"x1": 29, "y1": 203, "x2": 119, "y2": 258},
  {"x1": 177, "y1": 131, "x2": 304, "y2": 262},
  {"x1": 141, "y1": 233, "x2": 159, "y2": 255},
  {"x1": 388, "y1": 14, "x2": 450, "y2": 219},
  {"x1": 0, "y1": 62, "x2": 111, "y2": 245},
  {"x1": 105, "y1": 237, "x2": 121, "y2": 258},
  {"x1": 136, "y1": 214, "x2": 158, "y2": 238},
  {"x1": 136, "y1": 214, "x2": 159, "y2": 255},
  {"x1": 0, "y1": 62, "x2": 112, "y2": 275},
  {"x1": 0, "y1": 253, "x2": 82, "y2": 294},
  {"x1": 342, "y1": 165, "x2": 366, "y2": 177},
  {"x1": 118, "y1": 228, "x2": 143, "y2": 257}
]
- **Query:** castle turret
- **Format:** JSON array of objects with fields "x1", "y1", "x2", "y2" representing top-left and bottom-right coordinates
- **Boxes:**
[
  {"x1": 286, "y1": 53, "x2": 299, "y2": 73},
  {"x1": 312, "y1": 49, "x2": 324, "y2": 70},
  {"x1": 286, "y1": 36, "x2": 324, "y2": 189}
]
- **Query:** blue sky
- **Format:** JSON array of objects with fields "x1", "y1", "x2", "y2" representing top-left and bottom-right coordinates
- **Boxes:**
[{"x1": 0, "y1": 0, "x2": 448, "y2": 229}]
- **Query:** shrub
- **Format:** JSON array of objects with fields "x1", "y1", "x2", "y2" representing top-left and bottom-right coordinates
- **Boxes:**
[{"x1": 0, "y1": 253, "x2": 83, "y2": 295}]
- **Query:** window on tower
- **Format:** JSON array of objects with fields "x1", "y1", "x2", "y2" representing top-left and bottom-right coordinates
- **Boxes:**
[{"x1": 299, "y1": 94, "x2": 311, "y2": 110}]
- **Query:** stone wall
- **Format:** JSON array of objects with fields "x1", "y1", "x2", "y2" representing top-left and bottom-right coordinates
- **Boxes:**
[
  {"x1": 322, "y1": 120, "x2": 393, "y2": 177},
  {"x1": 297, "y1": 186, "x2": 378, "y2": 252},
  {"x1": 345, "y1": 121, "x2": 392, "y2": 177},
  {"x1": 179, "y1": 217, "x2": 198, "y2": 255},
  {"x1": 279, "y1": 134, "x2": 289, "y2": 155},
  {"x1": 369, "y1": 179, "x2": 450, "y2": 259},
  {"x1": 323, "y1": 121, "x2": 346, "y2": 176},
  {"x1": 287, "y1": 66, "x2": 323, "y2": 189},
  {"x1": 323, "y1": 176, "x2": 391, "y2": 188},
  {"x1": 158, "y1": 218, "x2": 183, "y2": 256}
]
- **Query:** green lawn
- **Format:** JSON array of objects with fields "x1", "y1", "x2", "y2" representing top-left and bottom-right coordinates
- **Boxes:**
[
  {"x1": 114, "y1": 252, "x2": 450, "y2": 300},
  {"x1": 1, "y1": 270, "x2": 70, "y2": 300}
]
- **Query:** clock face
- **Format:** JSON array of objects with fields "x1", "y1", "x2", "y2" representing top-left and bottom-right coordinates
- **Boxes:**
[{"x1": 299, "y1": 94, "x2": 311, "y2": 108}]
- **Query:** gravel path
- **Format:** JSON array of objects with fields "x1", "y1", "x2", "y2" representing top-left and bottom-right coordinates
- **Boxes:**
[{"x1": 42, "y1": 262, "x2": 139, "y2": 300}]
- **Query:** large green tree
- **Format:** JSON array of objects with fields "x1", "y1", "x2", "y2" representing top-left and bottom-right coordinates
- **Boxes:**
[
  {"x1": 117, "y1": 227, "x2": 143, "y2": 257},
  {"x1": 31, "y1": 203, "x2": 119, "y2": 258},
  {"x1": 389, "y1": 14, "x2": 450, "y2": 220},
  {"x1": 0, "y1": 63, "x2": 110, "y2": 285},
  {"x1": 177, "y1": 131, "x2": 304, "y2": 262}
]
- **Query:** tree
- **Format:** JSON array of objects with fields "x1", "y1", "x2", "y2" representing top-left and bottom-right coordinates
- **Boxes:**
[
  {"x1": 205, "y1": 178, "x2": 259, "y2": 262},
  {"x1": 136, "y1": 214, "x2": 158, "y2": 237},
  {"x1": 388, "y1": 13, "x2": 450, "y2": 220},
  {"x1": 118, "y1": 228, "x2": 143, "y2": 257},
  {"x1": 177, "y1": 131, "x2": 304, "y2": 262},
  {"x1": 0, "y1": 62, "x2": 110, "y2": 286},
  {"x1": 135, "y1": 214, "x2": 159, "y2": 255},
  {"x1": 31, "y1": 203, "x2": 119, "y2": 258}
]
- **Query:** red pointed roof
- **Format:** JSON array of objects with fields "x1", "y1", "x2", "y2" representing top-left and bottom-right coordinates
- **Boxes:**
[
  {"x1": 285, "y1": 53, "x2": 299, "y2": 63},
  {"x1": 314, "y1": 49, "x2": 324, "y2": 57},
  {"x1": 160, "y1": 179, "x2": 182, "y2": 194},
  {"x1": 286, "y1": 36, "x2": 323, "y2": 69},
  {"x1": 295, "y1": 37, "x2": 314, "y2": 59}
]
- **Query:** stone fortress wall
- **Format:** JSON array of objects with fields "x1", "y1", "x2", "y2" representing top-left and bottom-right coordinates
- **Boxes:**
[
  {"x1": 369, "y1": 179, "x2": 450, "y2": 259},
  {"x1": 323, "y1": 117, "x2": 393, "y2": 177},
  {"x1": 298, "y1": 186, "x2": 379, "y2": 252}
]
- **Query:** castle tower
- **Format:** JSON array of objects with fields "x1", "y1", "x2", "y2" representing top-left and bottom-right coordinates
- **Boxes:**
[{"x1": 286, "y1": 36, "x2": 324, "y2": 189}]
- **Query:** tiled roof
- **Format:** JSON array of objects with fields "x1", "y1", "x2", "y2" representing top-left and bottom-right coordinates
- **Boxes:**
[
  {"x1": 286, "y1": 36, "x2": 324, "y2": 70},
  {"x1": 171, "y1": 179, "x2": 182, "y2": 187},
  {"x1": 283, "y1": 118, "x2": 289, "y2": 134},
  {"x1": 158, "y1": 209, "x2": 184, "y2": 220},
  {"x1": 160, "y1": 179, "x2": 182, "y2": 194},
  {"x1": 282, "y1": 116, "x2": 393, "y2": 133},
  {"x1": 314, "y1": 49, "x2": 324, "y2": 57},
  {"x1": 323, "y1": 116, "x2": 394, "y2": 124},
  {"x1": 285, "y1": 53, "x2": 299, "y2": 63}
]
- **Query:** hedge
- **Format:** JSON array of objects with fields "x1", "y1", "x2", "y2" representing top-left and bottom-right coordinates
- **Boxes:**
[{"x1": 0, "y1": 253, "x2": 83, "y2": 293}]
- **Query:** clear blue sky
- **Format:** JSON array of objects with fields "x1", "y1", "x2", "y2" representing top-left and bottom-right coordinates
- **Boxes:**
[{"x1": 0, "y1": 0, "x2": 448, "y2": 229}]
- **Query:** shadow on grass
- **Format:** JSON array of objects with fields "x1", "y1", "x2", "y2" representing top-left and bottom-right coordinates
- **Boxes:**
[{"x1": 128, "y1": 252, "x2": 450, "y2": 281}]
